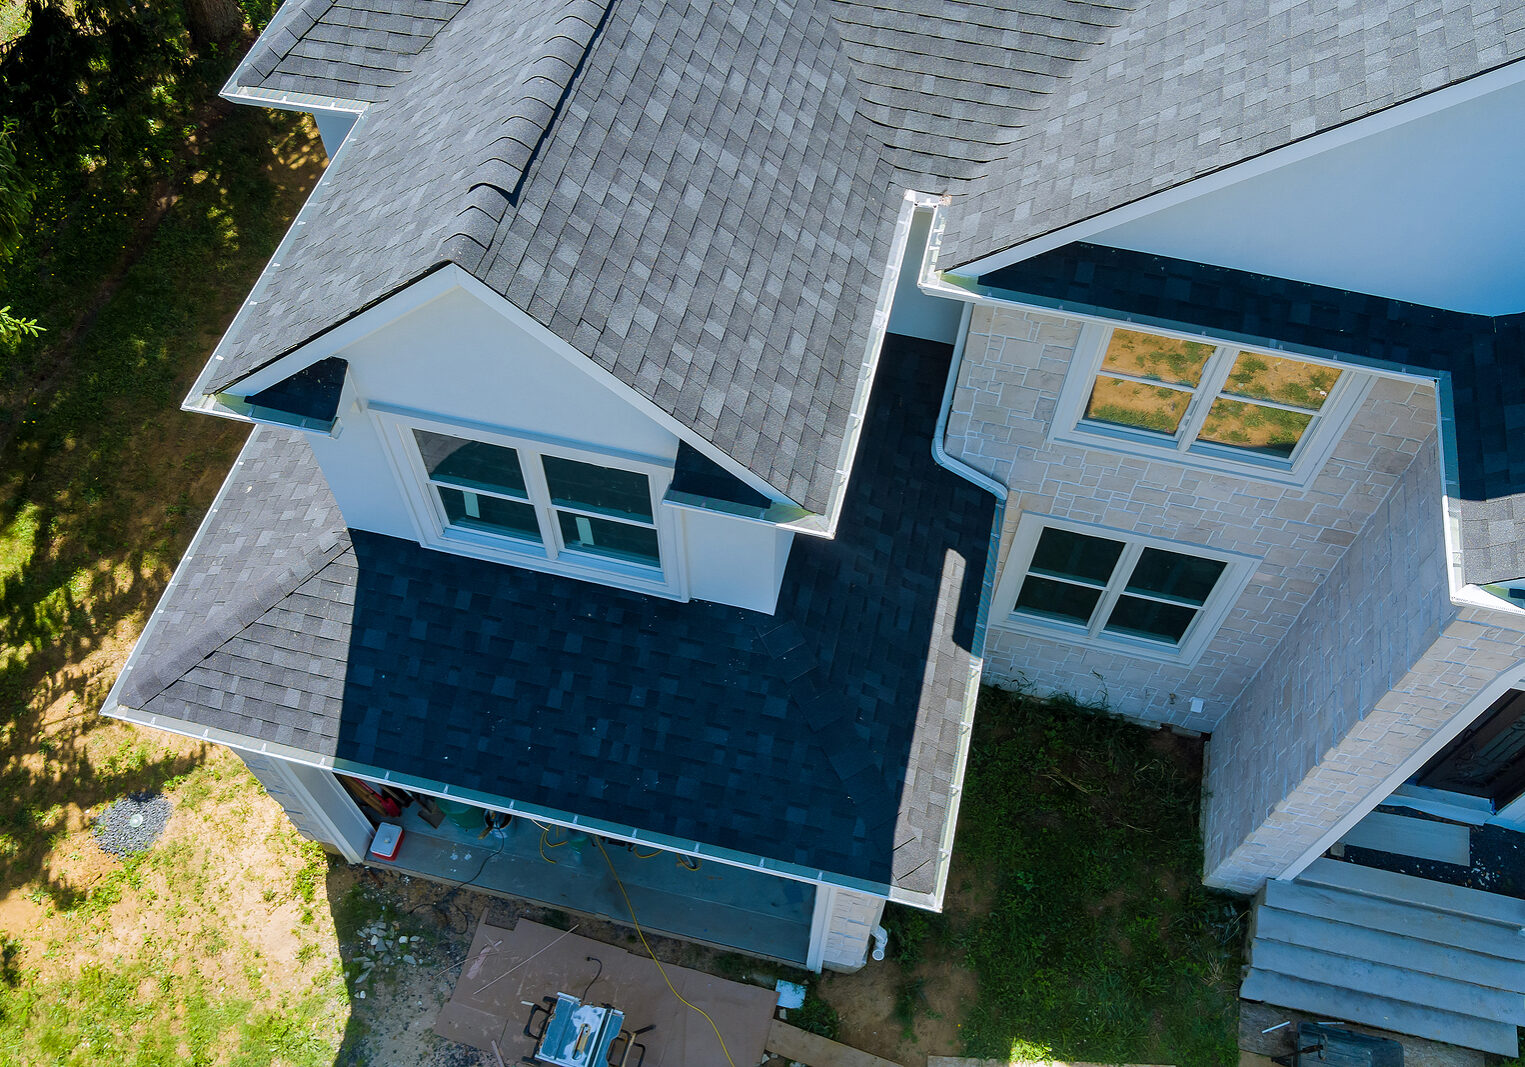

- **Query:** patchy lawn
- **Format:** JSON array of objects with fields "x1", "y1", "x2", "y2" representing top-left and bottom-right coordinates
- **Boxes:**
[
  {"x1": 818, "y1": 687, "x2": 1246, "y2": 1067},
  {"x1": 0, "y1": 97, "x2": 348, "y2": 1064}
]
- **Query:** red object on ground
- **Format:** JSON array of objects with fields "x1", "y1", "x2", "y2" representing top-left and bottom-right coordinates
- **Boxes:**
[{"x1": 369, "y1": 823, "x2": 404, "y2": 860}]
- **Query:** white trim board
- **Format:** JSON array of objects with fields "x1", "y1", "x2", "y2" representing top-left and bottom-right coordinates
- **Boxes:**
[
  {"x1": 98, "y1": 700, "x2": 907, "y2": 903},
  {"x1": 189, "y1": 266, "x2": 811, "y2": 525},
  {"x1": 1337, "y1": 810, "x2": 1471, "y2": 867},
  {"x1": 1047, "y1": 320, "x2": 1374, "y2": 489},
  {"x1": 1278, "y1": 658, "x2": 1525, "y2": 883},
  {"x1": 989, "y1": 512, "x2": 1260, "y2": 669}
]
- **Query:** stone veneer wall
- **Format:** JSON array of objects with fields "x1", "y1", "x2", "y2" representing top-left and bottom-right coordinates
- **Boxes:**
[
  {"x1": 819, "y1": 886, "x2": 885, "y2": 972},
  {"x1": 1202, "y1": 430, "x2": 1458, "y2": 889},
  {"x1": 1205, "y1": 599, "x2": 1525, "y2": 890},
  {"x1": 949, "y1": 302, "x2": 1439, "y2": 730}
]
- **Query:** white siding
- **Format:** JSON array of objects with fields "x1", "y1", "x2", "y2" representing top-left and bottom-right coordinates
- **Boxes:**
[
  {"x1": 298, "y1": 282, "x2": 790, "y2": 611},
  {"x1": 678, "y1": 507, "x2": 793, "y2": 614}
]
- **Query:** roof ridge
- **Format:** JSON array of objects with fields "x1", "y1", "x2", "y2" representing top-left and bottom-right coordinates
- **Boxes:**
[
  {"x1": 442, "y1": 0, "x2": 614, "y2": 266},
  {"x1": 119, "y1": 529, "x2": 352, "y2": 712}
]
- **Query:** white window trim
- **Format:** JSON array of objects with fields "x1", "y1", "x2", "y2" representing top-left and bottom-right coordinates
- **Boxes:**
[
  {"x1": 991, "y1": 513, "x2": 1259, "y2": 666},
  {"x1": 372, "y1": 406, "x2": 687, "y2": 600},
  {"x1": 1050, "y1": 321, "x2": 1373, "y2": 486}
]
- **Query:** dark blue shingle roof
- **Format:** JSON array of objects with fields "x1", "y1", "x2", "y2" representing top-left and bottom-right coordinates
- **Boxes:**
[{"x1": 114, "y1": 335, "x2": 997, "y2": 893}]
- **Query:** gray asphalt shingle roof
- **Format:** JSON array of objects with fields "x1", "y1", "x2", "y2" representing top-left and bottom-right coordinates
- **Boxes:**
[
  {"x1": 114, "y1": 337, "x2": 997, "y2": 894},
  {"x1": 210, "y1": 0, "x2": 1524, "y2": 512},
  {"x1": 234, "y1": 0, "x2": 470, "y2": 105},
  {"x1": 210, "y1": 0, "x2": 900, "y2": 512}
]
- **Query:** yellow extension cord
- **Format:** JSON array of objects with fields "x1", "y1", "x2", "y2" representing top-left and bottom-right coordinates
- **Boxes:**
[{"x1": 592, "y1": 836, "x2": 738, "y2": 1067}]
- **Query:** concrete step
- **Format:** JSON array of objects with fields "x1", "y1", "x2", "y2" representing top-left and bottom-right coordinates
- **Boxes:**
[
  {"x1": 1298, "y1": 858, "x2": 1525, "y2": 928},
  {"x1": 1247, "y1": 937, "x2": 1525, "y2": 1025},
  {"x1": 1240, "y1": 970, "x2": 1519, "y2": 1056},
  {"x1": 1339, "y1": 810, "x2": 1471, "y2": 865},
  {"x1": 1254, "y1": 904, "x2": 1525, "y2": 992},
  {"x1": 1262, "y1": 879, "x2": 1525, "y2": 961}
]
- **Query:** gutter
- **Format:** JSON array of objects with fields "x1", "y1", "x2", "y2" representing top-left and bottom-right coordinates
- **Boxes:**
[
  {"x1": 930, "y1": 300, "x2": 1006, "y2": 503},
  {"x1": 916, "y1": 201, "x2": 1525, "y2": 625}
]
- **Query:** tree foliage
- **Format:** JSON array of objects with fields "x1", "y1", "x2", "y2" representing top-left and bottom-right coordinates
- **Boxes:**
[
  {"x1": 0, "y1": 120, "x2": 30, "y2": 261},
  {"x1": 0, "y1": 0, "x2": 191, "y2": 165},
  {"x1": 185, "y1": 0, "x2": 245, "y2": 45}
]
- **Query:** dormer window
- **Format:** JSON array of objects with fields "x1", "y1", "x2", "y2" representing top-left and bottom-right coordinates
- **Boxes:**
[
  {"x1": 377, "y1": 412, "x2": 678, "y2": 596},
  {"x1": 1052, "y1": 323, "x2": 1370, "y2": 484}
]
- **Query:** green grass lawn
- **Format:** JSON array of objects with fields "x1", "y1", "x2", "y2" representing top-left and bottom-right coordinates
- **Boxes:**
[{"x1": 883, "y1": 687, "x2": 1245, "y2": 1066}]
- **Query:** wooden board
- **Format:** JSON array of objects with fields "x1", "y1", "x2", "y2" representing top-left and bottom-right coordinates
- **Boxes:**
[
  {"x1": 766, "y1": 1019, "x2": 907, "y2": 1067},
  {"x1": 1339, "y1": 811, "x2": 1471, "y2": 866}
]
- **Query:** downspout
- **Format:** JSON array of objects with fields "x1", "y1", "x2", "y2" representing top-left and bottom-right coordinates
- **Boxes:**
[{"x1": 930, "y1": 300, "x2": 1006, "y2": 503}]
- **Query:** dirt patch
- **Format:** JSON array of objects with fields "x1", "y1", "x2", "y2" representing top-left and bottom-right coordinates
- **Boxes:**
[{"x1": 818, "y1": 954, "x2": 975, "y2": 1067}]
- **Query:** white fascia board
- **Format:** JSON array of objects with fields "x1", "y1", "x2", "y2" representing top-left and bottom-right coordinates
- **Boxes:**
[
  {"x1": 202, "y1": 264, "x2": 459, "y2": 399},
  {"x1": 446, "y1": 268, "x2": 800, "y2": 513},
  {"x1": 925, "y1": 212, "x2": 1516, "y2": 624},
  {"x1": 196, "y1": 262, "x2": 809, "y2": 519},
  {"x1": 1277, "y1": 659, "x2": 1525, "y2": 882},
  {"x1": 182, "y1": 107, "x2": 377, "y2": 413},
  {"x1": 100, "y1": 700, "x2": 894, "y2": 899},
  {"x1": 779, "y1": 190, "x2": 925, "y2": 539},
  {"x1": 222, "y1": 83, "x2": 369, "y2": 119},
  {"x1": 949, "y1": 57, "x2": 1525, "y2": 279}
]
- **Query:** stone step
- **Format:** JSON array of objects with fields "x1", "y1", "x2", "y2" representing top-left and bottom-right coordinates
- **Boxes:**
[
  {"x1": 1298, "y1": 858, "x2": 1525, "y2": 928},
  {"x1": 1339, "y1": 810, "x2": 1471, "y2": 865},
  {"x1": 1253, "y1": 904, "x2": 1525, "y2": 992},
  {"x1": 1248, "y1": 937, "x2": 1525, "y2": 1025},
  {"x1": 1240, "y1": 970, "x2": 1518, "y2": 1056},
  {"x1": 1262, "y1": 879, "x2": 1525, "y2": 961}
]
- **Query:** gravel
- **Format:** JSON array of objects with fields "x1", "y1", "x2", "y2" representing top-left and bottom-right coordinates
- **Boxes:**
[{"x1": 93, "y1": 791, "x2": 172, "y2": 857}]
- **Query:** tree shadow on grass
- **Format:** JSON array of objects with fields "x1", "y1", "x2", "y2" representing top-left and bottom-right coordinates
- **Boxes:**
[{"x1": 0, "y1": 105, "x2": 323, "y2": 908}]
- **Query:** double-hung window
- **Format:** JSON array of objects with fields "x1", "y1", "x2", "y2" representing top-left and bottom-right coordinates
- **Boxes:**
[
  {"x1": 386, "y1": 415, "x2": 676, "y2": 594},
  {"x1": 1054, "y1": 324, "x2": 1367, "y2": 482},
  {"x1": 994, "y1": 516, "x2": 1255, "y2": 663}
]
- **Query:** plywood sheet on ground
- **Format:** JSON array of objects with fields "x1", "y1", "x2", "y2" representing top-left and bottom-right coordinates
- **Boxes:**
[{"x1": 434, "y1": 918, "x2": 776, "y2": 1066}]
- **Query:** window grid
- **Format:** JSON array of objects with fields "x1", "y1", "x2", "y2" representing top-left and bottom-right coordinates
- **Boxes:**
[
  {"x1": 1078, "y1": 326, "x2": 1348, "y2": 470},
  {"x1": 417, "y1": 430, "x2": 662, "y2": 572},
  {"x1": 998, "y1": 520, "x2": 1246, "y2": 661}
]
